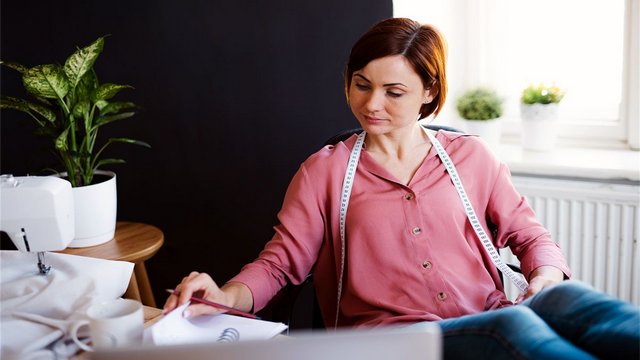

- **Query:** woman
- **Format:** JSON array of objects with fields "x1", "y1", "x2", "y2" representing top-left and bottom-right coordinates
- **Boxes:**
[{"x1": 164, "y1": 18, "x2": 639, "y2": 359}]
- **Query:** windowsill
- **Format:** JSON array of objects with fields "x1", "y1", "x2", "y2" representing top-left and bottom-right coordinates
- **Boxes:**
[{"x1": 492, "y1": 143, "x2": 640, "y2": 182}]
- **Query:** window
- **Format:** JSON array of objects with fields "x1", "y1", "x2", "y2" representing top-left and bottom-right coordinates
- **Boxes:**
[{"x1": 395, "y1": 0, "x2": 639, "y2": 149}]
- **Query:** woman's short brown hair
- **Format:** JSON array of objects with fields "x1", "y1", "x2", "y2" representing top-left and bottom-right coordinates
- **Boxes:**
[{"x1": 345, "y1": 18, "x2": 448, "y2": 120}]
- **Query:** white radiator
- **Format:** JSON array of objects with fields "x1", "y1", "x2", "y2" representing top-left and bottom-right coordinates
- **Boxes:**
[{"x1": 500, "y1": 176, "x2": 640, "y2": 305}]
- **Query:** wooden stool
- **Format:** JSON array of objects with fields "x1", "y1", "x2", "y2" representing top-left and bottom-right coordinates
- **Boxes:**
[{"x1": 58, "y1": 222, "x2": 164, "y2": 307}]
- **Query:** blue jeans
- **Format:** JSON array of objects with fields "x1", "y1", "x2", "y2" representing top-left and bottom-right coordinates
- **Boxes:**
[{"x1": 403, "y1": 281, "x2": 640, "y2": 359}]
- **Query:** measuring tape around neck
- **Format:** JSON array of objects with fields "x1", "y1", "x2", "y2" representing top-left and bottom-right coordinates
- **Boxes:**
[
  {"x1": 334, "y1": 131, "x2": 366, "y2": 329},
  {"x1": 423, "y1": 130, "x2": 529, "y2": 294},
  {"x1": 333, "y1": 127, "x2": 528, "y2": 329}
]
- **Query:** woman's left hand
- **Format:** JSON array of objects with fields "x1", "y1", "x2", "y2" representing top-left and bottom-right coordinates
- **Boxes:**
[{"x1": 515, "y1": 265, "x2": 565, "y2": 304}]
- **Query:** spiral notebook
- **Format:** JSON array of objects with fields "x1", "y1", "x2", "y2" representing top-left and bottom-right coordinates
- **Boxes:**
[{"x1": 149, "y1": 302, "x2": 287, "y2": 345}]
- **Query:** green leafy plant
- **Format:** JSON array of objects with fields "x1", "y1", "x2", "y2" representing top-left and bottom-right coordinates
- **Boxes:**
[
  {"x1": 0, "y1": 36, "x2": 149, "y2": 187},
  {"x1": 521, "y1": 83, "x2": 566, "y2": 104},
  {"x1": 456, "y1": 87, "x2": 504, "y2": 121}
]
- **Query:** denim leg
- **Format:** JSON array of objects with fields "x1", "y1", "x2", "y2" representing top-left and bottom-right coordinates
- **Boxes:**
[
  {"x1": 403, "y1": 306, "x2": 597, "y2": 360},
  {"x1": 522, "y1": 280, "x2": 640, "y2": 360}
]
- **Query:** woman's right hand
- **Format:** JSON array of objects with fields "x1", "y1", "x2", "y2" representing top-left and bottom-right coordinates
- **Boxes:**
[{"x1": 163, "y1": 271, "x2": 230, "y2": 318}]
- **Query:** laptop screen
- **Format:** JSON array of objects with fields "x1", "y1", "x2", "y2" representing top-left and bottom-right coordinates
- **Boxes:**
[{"x1": 94, "y1": 325, "x2": 442, "y2": 360}]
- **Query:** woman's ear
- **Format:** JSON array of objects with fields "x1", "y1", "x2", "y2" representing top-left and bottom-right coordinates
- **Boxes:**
[{"x1": 423, "y1": 82, "x2": 439, "y2": 104}]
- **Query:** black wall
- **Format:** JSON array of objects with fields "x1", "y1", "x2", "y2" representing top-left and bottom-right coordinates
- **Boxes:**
[{"x1": 1, "y1": 1, "x2": 392, "y2": 324}]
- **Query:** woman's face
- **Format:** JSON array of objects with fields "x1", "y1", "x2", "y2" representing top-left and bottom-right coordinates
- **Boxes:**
[{"x1": 349, "y1": 55, "x2": 435, "y2": 136}]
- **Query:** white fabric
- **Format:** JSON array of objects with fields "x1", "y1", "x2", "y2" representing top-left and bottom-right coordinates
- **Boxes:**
[{"x1": 0, "y1": 251, "x2": 134, "y2": 360}]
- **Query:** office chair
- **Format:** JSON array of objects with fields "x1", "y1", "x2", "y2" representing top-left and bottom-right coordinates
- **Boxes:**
[{"x1": 269, "y1": 124, "x2": 523, "y2": 330}]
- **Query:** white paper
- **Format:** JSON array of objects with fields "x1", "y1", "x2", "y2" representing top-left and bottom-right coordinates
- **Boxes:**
[
  {"x1": 0, "y1": 251, "x2": 134, "y2": 360},
  {"x1": 149, "y1": 302, "x2": 287, "y2": 346}
]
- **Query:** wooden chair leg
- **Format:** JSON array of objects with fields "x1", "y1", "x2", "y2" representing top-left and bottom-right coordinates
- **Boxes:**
[
  {"x1": 124, "y1": 272, "x2": 142, "y2": 302},
  {"x1": 135, "y1": 262, "x2": 157, "y2": 308}
]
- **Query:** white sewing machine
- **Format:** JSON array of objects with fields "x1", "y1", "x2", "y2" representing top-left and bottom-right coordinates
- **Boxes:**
[{"x1": 0, "y1": 174, "x2": 75, "y2": 274}]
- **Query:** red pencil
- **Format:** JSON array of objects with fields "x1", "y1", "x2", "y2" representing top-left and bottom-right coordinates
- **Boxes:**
[{"x1": 165, "y1": 289, "x2": 261, "y2": 320}]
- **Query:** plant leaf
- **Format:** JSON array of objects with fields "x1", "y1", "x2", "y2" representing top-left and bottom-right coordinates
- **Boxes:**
[
  {"x1": 0, "y1": 95, "x2": 57, "y2": 125},
  {"x1": 0, "y1": 97, "x2": 43, "y2": 126},
  {"x1": 30, "y1": 165, "x2": 63, "y2": 177},
  {"x1": 94, "y1": 158, "x2": 126, "y2": 171},
  {"x1": 1, "y1": 96, "x2": 30, "y2": 112},
  {"x1": 35, "y1": 97, "x2": 53, "y2": 106},
  {"x1": 73, "y1": 100, "x2": 89, "y2": 118},
  {"x1": 0, "y1": 61, "x2": 28, "y2": 74},
  {"x1": 72, "y1": 99, "x2": 90, "y2": 119},
  {"x1": 55, "y1": 126, "x2": 71, "y2": 150},
  {"x1": 67, "y1": 148, "x2": 91, "y2": 158},
  {"x1": 2, "y1": 96, "x2": 57, "y2": 123},
  {"x1": 91, "y1": 83, "x2": 133, "y2": 102},
  {"x1": 26, "y1": 100, "x2": 57, "y2": 123},
  {"x1": 22, "y1": 64, "x2": 70, "y2": 100},
  {"x1": 108, "y1": 137, "x2": 151, "y2": 148},
  {"x1": 75, "y1": 70, "x2": 98, "y2": 102},
  {"x1": 95, "y1": 100, "x2": 109, "y2": 110},
  {"x1": 92, "y1": 112, "x2": 136, "y2": 130},
  {"x1": 0, "y1": 96, "x2": 57, "y2": 125},
  {"x1": 34, "y1": 126, "x2": 60, "y2": 137},
  {"x1": 100, "y1": 101, "x2": 136, "y2": 115},
  {"x1": 96, "y1": 158, "x2": 126, "y2": 165},
  {"x1": 63, "y1": 36, "x2": 105, "y2": 90}
]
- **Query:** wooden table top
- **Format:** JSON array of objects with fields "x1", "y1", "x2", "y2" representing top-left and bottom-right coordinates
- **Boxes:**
[
  {"x1": 144, "y1": 306, "x2": 164, "y2": 329},
  {"x1": 60, "y1": 222, "x2": 164, "y2": 263}
]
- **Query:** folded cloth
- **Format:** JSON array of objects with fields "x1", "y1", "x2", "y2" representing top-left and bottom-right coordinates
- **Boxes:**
[{"x1": 0, "y1": 251, "x2": 134, "y2": 360}]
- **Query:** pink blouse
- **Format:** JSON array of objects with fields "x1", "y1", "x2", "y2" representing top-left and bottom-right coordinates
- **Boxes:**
[{"x1": 230, "y1": 130, "x2": 571, "y2": 328}]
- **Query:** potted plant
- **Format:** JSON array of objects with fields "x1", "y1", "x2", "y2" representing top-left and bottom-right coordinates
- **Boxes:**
[
  {"x1": 456, "y1": 87, "x2": 504, "y2": 147},
  {"x1": 0, "y1": 36, "x2": 150, "y2": 247},
  {"x1": 520, "y1": 83, "x2": 567, "y2": 151}
]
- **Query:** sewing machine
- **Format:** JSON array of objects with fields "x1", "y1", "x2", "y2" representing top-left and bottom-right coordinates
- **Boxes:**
[{"x1": 0, "y1": 174, "x2": 75, "y2": 274}]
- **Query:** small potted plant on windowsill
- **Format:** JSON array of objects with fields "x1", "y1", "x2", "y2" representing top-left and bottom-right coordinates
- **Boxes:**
[
  {"x1": 1, "y1": 36, "x2": 150, "y2": 247},
  {"x1": 520, "y1": 83, "x2": 567, "y2": 151},
  {"x1": 456, "y1": 87, "x2": 504, "y2": 147}
]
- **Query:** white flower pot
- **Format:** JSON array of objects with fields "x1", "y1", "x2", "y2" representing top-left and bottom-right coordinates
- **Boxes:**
[
  {"x1": 464, "y1": 118, "x2": 501, "y2": 147},
  {"x1": 56, "y1": 170, "x2": 117, "y2": 248},
  {"x1": 520, "y1": 103, "x2": 559, "y2": 151}
]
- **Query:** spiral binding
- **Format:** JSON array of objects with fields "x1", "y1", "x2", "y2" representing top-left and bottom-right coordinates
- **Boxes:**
[{"x1": 217, "y1": 328, "x2": 240, "y2": 342}]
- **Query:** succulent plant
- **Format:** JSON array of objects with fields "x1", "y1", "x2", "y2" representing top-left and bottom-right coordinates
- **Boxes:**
[{"x1": 456, "y1": 87, "x2": 504, "y2": 121}]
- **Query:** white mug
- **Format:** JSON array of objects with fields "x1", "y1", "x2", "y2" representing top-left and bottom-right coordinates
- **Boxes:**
[{"x1": 70, "y1": 298, "x2": 144, "y2": 352}]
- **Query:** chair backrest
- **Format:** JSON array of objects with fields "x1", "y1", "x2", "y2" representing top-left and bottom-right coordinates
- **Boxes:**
[{"x1": 323, "y1": 124, "x2": 463, "y2": 147}]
